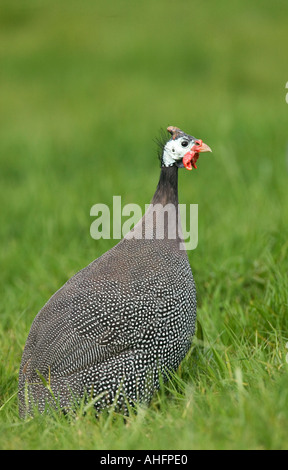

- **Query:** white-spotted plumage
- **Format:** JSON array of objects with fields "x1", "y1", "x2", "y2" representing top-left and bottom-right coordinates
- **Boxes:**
[{"x1": 18, "y1": 126, "x2": 200, "y2": 416}]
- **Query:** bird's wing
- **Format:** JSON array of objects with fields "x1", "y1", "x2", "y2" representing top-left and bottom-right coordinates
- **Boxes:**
[
  {"x1": 22, "y1": 267, "x2": 166, "y2": 379},
  {"x1": 21, "y1": 238, "x2": 186, "y2": 380}
]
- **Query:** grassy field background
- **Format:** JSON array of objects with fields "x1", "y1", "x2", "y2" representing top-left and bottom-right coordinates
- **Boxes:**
[{"x1": 0, "y1": 0, "x2": 287, "y2": 450}]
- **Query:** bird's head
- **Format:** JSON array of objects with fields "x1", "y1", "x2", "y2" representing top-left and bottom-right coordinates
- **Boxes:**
[{"x1": 160, "y1": 126, "x2": 212, "y2": 170}]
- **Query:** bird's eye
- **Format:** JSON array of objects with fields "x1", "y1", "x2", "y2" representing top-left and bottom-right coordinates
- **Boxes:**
[{"x1": 181, "y1": 140, "x2": 188, "y2": 147}]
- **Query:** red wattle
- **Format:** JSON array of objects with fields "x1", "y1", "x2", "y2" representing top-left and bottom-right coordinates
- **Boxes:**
[
  {"x1": 183, "y1": 152, "x2": 193, "y2": 170},
  {"x1": 183, "y1": 150, "x2": 198, "y2": 170}
]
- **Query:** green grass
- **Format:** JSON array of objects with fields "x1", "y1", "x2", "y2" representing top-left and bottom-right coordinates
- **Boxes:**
[{"x1": 0, "y1": 0, "x2": 288, "y2": 450}]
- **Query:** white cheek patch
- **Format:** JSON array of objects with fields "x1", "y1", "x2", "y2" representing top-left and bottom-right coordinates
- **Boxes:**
[
  {"x1": 162, "y1": 145, "x2": 176, "y2": 166},
  {"x1": 162, "y1": 141, "x2": 193, "y2": 167}
]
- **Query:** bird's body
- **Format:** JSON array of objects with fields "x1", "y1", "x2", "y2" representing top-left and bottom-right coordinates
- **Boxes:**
[{"x1": 18, "y1": 127, "x2": 211, "y2": 416}]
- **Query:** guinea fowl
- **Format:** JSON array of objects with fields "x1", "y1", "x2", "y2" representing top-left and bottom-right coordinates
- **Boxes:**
[{"x1": 18, "y1": 126, "x2": 211, "y2": 416}]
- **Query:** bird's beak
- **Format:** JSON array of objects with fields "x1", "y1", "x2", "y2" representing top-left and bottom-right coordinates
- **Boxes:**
[
  {"x1": 182, "y1": 139, "x2": 212, "y2": 170},
  {"x1": 195, "y1": 139, "x2": 212, "y2": 153}
]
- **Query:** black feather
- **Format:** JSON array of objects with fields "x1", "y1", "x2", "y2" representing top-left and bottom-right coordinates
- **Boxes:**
[{"x1": 154, "y1": 128, "x2": 171, "y2": 165}]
